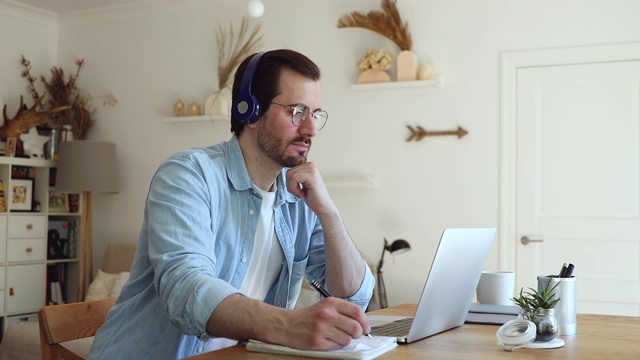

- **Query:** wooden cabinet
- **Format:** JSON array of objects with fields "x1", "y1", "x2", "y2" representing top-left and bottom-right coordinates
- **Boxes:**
[
  {"x1": 0, "y1": 216, "x2": 6, "y2": 263},
  {"x1": 0, "y1": 157, "x2": 84, "y2": 333},
  {"x1": 0, "y1": 267, "x2": 5, "y2": 317},
  {"x1": 6, "y1": 263, "x2": 46, "y2": 315},
  {"x1": 7, "y1": 215, "x2": 46, "y2": 263}
]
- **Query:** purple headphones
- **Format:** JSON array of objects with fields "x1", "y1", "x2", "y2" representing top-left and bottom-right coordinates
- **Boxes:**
[{"x1": 232, "y1": 52, "x2": 266, "y2": 124}]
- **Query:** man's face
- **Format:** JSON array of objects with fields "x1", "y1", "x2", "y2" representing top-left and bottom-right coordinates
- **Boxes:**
[{"x1": 256, "y1": 69, "x2": 321, "y2": 168}]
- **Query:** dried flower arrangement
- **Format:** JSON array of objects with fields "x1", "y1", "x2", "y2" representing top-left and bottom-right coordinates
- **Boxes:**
[
  {"x1": 216, "y1": 17, "x2": 262, "y2": 91},
  {"x1": 337, "y1": 0, "x2": 412, "y2": 51},
  {"x1": 20, "y1": 55, "x2": 117, "y2": 140},
  {"x1": 358, "y1": 49, "x2": 393, "y2": 72}
]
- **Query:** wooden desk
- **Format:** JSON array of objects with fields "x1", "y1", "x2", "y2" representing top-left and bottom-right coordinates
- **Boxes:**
[{"x1": 188, "y1": 303, "x2": 640, "y2": 359}]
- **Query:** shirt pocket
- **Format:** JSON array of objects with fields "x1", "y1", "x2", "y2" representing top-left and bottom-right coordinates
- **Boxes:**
[{"x1": 286, "y1": 255, "x2": 309, "y2": 308}]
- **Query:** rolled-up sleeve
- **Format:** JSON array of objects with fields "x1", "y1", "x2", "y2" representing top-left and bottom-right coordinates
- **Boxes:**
[
  {"x1": 145, "y1": 151, "x2": 239, "y2": 338},
  {"x1": 304, "y1": 220, "x2": 375, "y2": 310}
]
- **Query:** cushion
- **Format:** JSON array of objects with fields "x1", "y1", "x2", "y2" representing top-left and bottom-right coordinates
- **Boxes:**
[
  {"x1": 86, "y1": 269, "x2": 119, "y2": 301},
  {"x1": 59, "y1": 338, "x2": 94, "y2": 359}
]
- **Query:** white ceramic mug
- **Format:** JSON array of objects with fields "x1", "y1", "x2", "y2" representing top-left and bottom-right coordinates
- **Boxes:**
[{"x1": 476, "y1": 271, "x2": 516, "y2": 305}]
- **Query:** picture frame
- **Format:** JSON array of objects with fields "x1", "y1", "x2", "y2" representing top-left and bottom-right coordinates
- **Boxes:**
[
  {"x1": 6, "y1": 137, "x2": 17, "y2": 157},
  {"x1": 48, "y1": 190, "x2": 69, "y2": 213},
  {"x1": 11, "y1": 178, "x2": 34, "y2": 212}
]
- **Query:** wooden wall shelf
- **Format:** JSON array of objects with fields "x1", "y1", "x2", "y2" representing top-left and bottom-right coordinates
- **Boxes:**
[
  {"x1": 325, "y1": 174, "x2": 378, "y2": 188},
  {"x1": 163, "y1": 114, "x2": 228, "y2": 123},
  {"x1": 350, "y1": 75, "x2": 443, "y2": 91}
]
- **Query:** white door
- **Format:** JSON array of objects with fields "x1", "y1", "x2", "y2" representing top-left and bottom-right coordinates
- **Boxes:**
[{"x1": 500, "y1": 43, "x2": 640, "y2": 316}]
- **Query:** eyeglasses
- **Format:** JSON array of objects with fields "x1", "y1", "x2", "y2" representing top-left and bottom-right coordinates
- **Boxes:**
[{"x1": 267, "y1": 101, "x2": 328, "y2": 131}]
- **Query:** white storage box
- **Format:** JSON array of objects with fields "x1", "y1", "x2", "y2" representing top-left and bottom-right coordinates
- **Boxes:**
[{"x1": 5, "y1": 313, "x2": 38, "y2": 330}]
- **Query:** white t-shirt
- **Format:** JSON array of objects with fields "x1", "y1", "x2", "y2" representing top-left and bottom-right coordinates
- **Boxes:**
[
  {"x1": 239, "y1": 185, "x2": 284, "y2": 299},
  {"x1": 207, "y1": 184, "x2": 284, "y2": 352}
]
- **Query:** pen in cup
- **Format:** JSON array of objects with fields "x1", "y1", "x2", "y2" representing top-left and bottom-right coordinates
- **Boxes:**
[
  {"x1": 558, "y1": 263, "x2": 568, "y2": 277},
  {"x1": 563, "y1": 263, "x2": 575, "y2": 278},
  {"x1": 310, "y1": 279, "x2": 373, "y2": 339},
  {"x1": 558, "y1": 262, "x2": 575, "y2": 278}
]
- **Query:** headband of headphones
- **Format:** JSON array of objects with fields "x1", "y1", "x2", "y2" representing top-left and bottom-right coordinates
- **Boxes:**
[{"x1": 232, "y1": 52, "x2": 266, "y2": 124}]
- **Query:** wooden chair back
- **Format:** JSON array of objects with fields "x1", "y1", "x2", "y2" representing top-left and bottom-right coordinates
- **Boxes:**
[{"x1": 38, "y1": 297, "x2": 116, "y2": 360}]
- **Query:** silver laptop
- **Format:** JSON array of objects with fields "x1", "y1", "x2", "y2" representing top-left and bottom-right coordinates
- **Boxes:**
[{"x1": 369, "y1": 228, "x2": 496, "y2": 343}]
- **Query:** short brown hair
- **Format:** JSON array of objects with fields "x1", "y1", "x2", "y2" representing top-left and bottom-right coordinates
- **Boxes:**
[{"x1": 230, "y1": 49, "x2": 321, "y2": 136}]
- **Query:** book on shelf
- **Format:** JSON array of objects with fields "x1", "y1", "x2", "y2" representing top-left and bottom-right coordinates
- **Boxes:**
[
  {"x1": 49, "y1": 167, "x2": 57, "y2": 187},
  {"x1": 67, "y1": 220, "x2": 77, "y2": 259},
  {"x1": 246, "y1": 335, "x2": 397, "y2": 360},
  {"x1": 11, "y1": 165, "x2": 31, "y2": 179},
  {"x1": 0, "y1": 179, "x2": 5, "y2": 212},
  {"x1": 49, "y1": 281, "x2": 64, "y2": 305},
  {"x1": 47, "y1": 264, "x2": 67, "y2": 305}
]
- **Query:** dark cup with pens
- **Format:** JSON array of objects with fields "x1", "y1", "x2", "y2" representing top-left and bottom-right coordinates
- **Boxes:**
[{"x1": 537, "y1": 263, "x2": 577, "y2": 335}]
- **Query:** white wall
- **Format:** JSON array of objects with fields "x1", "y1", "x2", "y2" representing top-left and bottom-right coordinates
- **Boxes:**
[
  {"x1": 0, "y1": 2, "x2": 57, "y2": 116},
  {"x1": 2, "y1": 0, "x2": 640, "y2": 307}
]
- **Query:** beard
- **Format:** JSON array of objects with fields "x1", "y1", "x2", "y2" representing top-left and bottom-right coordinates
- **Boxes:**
[{"x1": 257, "y1": 120, "x2": 311, "y2": 168}]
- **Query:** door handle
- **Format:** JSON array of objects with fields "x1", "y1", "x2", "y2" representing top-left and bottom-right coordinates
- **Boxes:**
[{"x1": 521, "y1": 236, "x2": 544, "y2": 245}]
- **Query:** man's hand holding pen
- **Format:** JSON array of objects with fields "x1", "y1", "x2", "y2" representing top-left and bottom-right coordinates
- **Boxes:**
[
  {"x1": 282, "y1": 297, "x2": 372, "y2": 350},
  {"x1": 312, "y1": 280, "x2": 373, "y2": 339}
]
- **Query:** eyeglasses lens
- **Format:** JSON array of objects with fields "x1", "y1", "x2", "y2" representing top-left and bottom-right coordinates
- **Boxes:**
[
  {"x1": 290, "y1": 105, "x2": 327, "y2": 130},
  {"x1": 311, "y1": 111, "x2": 327, "y2": 130},
  {"x1": 291, "y1": 105, "x2": 307, "y2": 126}
]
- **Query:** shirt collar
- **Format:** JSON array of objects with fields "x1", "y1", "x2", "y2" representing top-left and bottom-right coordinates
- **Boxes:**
[{"x1": 225, "y1": 135, "x2": 298, "y2": 205}]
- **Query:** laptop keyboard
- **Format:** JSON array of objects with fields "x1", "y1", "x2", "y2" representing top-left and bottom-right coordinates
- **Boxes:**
[{"x1": 371, "y1": 317, "x2": 414, "y2": 337}]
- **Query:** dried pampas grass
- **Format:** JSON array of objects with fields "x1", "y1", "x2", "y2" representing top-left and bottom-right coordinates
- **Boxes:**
[
  {"x1": 216, "y1": 17, "x2": 263, "y2": 90},
  {"x1": 337, "y1": 0, "x2": 412, "y2": 51}
]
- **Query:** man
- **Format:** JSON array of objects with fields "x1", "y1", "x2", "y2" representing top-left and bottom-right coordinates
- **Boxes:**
[{"x1": 89, "y1": 49, "x2": 375, "y2": 359}]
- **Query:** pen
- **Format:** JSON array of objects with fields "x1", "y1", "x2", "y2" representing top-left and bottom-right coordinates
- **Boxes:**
[
  {"x1": 311, "y1": 279, "x2": 332, "y2": 298},
  {"x1": 563, "y1": 263, "x2": 575, "y2": 278},
  {"x1": 558, "y1": 263, "x2": 568, "y2": 277},
  {"x1": 310, "y1": 279, "x2": 373, "y2": 339}
]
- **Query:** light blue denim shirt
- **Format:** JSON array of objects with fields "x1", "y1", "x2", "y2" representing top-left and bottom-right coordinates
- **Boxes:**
[{"x1": 89, "y1": 135, "x2": 375, "y2": 359}]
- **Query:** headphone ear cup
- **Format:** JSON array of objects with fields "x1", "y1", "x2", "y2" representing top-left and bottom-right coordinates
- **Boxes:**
[
  {"x1": 233, "y1": 52, "x2": 266, "y2": 124},
  {"x1": 233, "y1": 93, "x2": 260, "y2": 124}
]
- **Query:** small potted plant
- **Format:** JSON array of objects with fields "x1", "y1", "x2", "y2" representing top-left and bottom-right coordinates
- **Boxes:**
[{"x1": 511, "y1": 282, "x2": 561, "y2": 342}]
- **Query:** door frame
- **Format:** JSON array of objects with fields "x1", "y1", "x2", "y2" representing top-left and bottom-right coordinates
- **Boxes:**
[{"x1": 499, "y1": 42, "x2": 640, "y2": 271}]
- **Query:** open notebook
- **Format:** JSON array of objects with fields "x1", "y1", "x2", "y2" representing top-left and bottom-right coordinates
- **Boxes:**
[
  {"x1": 369, "y1": 228, "x2": 496, "y2": 343},
  {"x1": 246, "y1": 336, "x2": 397, "y2": 360}
]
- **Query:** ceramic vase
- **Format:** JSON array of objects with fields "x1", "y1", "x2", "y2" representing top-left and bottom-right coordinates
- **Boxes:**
[
  {"x1": 397, "y1": 50, "x2": 418, "y2": 81},
  {"x1": 173, "y1": 99, "x2": 185, "y2": 116},
  {"x1": 204, "y1": 88, "x2": 231, "y2": 117},
  {"x1": 61, "y1": 124, "x2": 75, "y2": 142},
  {"x1": 187, "y1": 102, "x2": 201, "y2": 116},
  {"x1": 418, "y1": 64, "x2": 436, "y2": 80},
  {"x1": 357, "y1": 68, "x2": 391, "y2": 84}
]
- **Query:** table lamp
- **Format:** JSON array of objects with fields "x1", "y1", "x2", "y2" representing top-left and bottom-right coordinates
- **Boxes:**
[
  {"x1": 55, "y1": 141, "x2": 118, "y2": 301},
  {"x1": 377, "y1": 238, "x2": 411, "y2": 309}
]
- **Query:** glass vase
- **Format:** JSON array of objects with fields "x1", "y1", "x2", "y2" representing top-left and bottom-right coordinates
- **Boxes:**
[
  {"x1": 45, "y1": 125, "x2": 60, "y2": 160},
  {"x1": 524, "y1": 308, "x2": 558, "y2": 342}
]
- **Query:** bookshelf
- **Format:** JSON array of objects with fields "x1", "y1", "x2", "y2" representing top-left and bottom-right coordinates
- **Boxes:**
[{"x1": 0, "y1": 156, "x2": 85, "y2": 335}]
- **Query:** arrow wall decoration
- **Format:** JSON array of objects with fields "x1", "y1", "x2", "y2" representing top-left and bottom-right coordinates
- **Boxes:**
[{"x1": 406, "y1": 125, "x2": 468, "y2": 142}]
